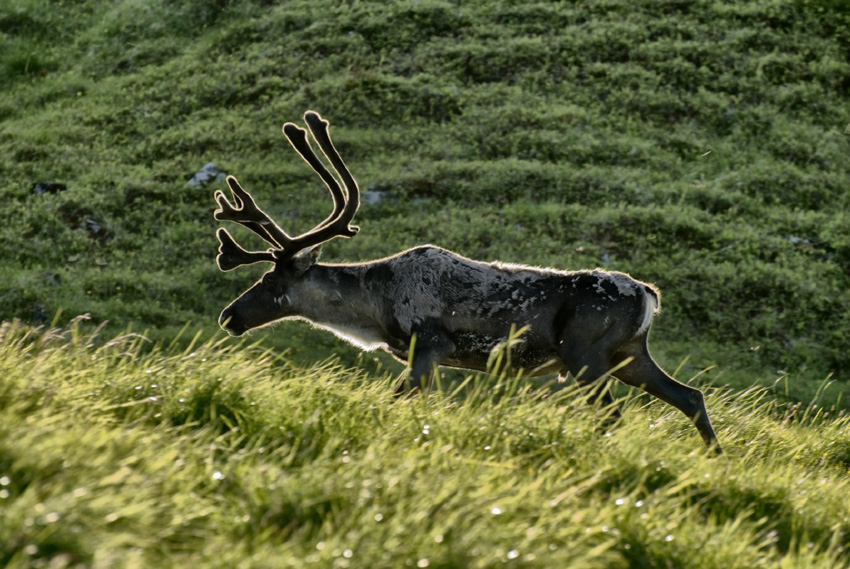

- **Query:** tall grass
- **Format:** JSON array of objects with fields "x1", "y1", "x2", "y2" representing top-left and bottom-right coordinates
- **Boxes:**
[{"x1": 2, "y1": 319, "x2": 849, "y2": 567}]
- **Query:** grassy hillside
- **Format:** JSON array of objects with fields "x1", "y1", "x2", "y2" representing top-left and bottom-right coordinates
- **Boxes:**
[
  {"x1": 2, "y1": 0, "x2": 850, "y2": 397},
  {"x1": 2, "y1": 0, "x2": 850, "y2": 403},
  {"x1": 1, "y1": 1, "x2": 850, "y2": 562},
  {"x1": 2, "y1": 318, "x2": 850, "y2": 568}
]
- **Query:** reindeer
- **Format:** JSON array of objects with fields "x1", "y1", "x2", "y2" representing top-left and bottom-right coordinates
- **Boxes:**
[{"x1": 213, "y1": 111, "x2": 721, "y2": 452}]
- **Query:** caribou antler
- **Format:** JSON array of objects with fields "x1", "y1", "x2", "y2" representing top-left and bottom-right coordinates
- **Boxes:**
[
  {"x1": 214, "y1": 176, "x2": 294, "y2": 249},
  {"x1": 279, "y1": 111, "x2": 360, "y2": 248},
  {"x1": 215, "y1": 228, "x2": 276, "y2": 271},
  {"x1": 213, "y1": 111, "x2": 361, "y2": 270}
]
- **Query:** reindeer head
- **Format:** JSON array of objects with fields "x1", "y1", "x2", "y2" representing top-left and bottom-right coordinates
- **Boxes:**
[{"x1": 214, "y1": 111, "x2": 360, "y2": 336}]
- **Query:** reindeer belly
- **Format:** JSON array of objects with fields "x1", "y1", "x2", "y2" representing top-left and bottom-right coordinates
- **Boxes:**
[{"x1": 443, "y1": 330, "x2": 562, "y2": 376}]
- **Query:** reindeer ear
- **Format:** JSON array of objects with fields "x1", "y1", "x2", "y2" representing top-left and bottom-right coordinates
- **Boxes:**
[{"x1": 292, "y1": 244, "x2": 322, "y2": 274}]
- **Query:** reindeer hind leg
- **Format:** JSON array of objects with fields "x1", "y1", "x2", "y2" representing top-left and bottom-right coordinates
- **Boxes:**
[
  {"x1": 557, "y1": 338, "x2": 622, "y2": 424},
  {"x1": 612, "y1": 336, "x2": 721, "y2": 452}
]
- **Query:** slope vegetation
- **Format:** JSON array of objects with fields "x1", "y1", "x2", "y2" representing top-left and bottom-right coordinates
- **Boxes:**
[{"x1": 1, "y1": 319, "x2": 849, "y2": 567}]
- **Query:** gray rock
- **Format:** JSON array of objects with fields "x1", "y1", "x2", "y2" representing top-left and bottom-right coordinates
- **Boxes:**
[
  {"x1": 187, "y1": 162, "x2": 226, "y2": 188},
  {"x1": 363, "y1": 190, "x2": 394, "y2": 205},
  {"x1": 32, "y1": 182, "x2": 67, "y2": 195}
]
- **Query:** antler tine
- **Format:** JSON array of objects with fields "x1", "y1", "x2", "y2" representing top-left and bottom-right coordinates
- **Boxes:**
[
  {"x1": 283, "y1": 122, "x2": 346, "y2": 230},
  {"x1": 214, "y1": 176, "x2": 294, "y2": 249},
  {"x1": 304, "y1": 111, "x2": 360, "y2": 232},
  {"x1": 212, "y1": 112, "x2": 361, "y2": 269},
  {"x1": 265, "y1": 112, "x2": 359, "y2": 257},
  {"x1": 215, "y1": 228, "x2": 277, "y2": 271}
]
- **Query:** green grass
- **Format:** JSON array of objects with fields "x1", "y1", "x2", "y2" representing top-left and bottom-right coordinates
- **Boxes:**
[
  {"x1": 2, "y1": 318, "x2": 850, "y2": 567},
  {"x1": 2, "y1": 0, "x2": 850, "y2": 564},
  {"x1": 1, "y1": 0, "x2": 849, "y2": 396}
]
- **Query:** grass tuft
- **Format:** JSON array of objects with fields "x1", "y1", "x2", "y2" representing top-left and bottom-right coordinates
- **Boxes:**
[{"x1": 2, "y1": 321, "x2": 850, "y2": 566}]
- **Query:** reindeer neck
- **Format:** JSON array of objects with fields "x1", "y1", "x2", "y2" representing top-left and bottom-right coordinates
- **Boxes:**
[{"x1": 292, "y1": 261, "x2": 389, "y2": 333}]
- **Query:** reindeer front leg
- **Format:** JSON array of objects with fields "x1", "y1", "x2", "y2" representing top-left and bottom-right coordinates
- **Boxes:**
[{"x1": 394, "y1": 326, "x2": 456, "y2": 395}]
